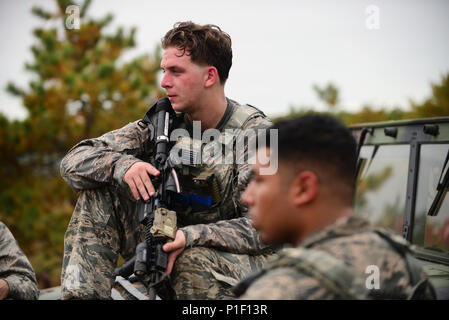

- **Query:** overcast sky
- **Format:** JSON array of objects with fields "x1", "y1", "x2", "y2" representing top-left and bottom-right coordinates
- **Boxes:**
[{"x1": 1, "y1": 0, "x2": 448, "y2": 121}]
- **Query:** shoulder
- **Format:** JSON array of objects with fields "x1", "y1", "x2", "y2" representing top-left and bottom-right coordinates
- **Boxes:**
[
  {"x1": 240, "y1": 247, "x2": 349, "y2": 300},
  {"x1": 315, "y1": 228, "x2": 430, "y2": 297},
  {"x1": 242, "y1": 114, "x2": 272, "y2": 131},
  {"x1": 240, "y1": 103, "x2": 272, "y2": 131},
  {"x1": 109, "y1": 120, "x2": 148, "y2": 135},
  {"x1": 0, "y1": 222, "x2": 13, "y2": 241},
  {"x1": 318, "y1": 229, "x2": 406, "y2": 267},
  {"x1": 228, "y1": 100, "x2": 272, "y2": 131},
  {"x1": 0, "y1": 222, "x2": 22, "y2": 257},
  {"x1": 240, "y1": 266, "x2": 336, "y2": 300},
  {"x1": 98, "y1": 120, "x2": 150, "y2": 146}
]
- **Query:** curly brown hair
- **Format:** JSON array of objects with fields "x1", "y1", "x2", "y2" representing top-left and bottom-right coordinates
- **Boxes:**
[{"x1": 161, "y1": 21, "x2": 233, "y2": 84}]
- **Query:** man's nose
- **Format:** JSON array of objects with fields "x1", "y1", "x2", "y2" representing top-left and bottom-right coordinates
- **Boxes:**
[
  {"x1": 160, "y1": 72, "x2": 171, "y2": 89},
  {"x1": 241, "y1": 181, "x2": 255, "y2": 207}
]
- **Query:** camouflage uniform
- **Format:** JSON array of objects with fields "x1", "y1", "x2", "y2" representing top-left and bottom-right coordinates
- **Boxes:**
[
  {"x1": 60, "y1": 98, "x2": 275, "y2": 299},
  {"x1": 237, "y1": 216, "x2": 436, "y2": 300},
  {"x1": 0, "y1": 222, "x2": 40, "y2": 300}
]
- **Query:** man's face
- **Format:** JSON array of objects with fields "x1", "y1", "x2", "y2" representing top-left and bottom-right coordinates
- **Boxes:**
[
  {"x1": 241, "y1": 147, "x2": 294, "y2": 245},
  {"x1": 160, "y1": 47, "x2": 208, "y2": 113}
]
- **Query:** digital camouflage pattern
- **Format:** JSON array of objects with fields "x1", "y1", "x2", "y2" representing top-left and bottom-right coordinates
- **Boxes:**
[
  {"x1": 60, "y1": 186, "x2": 146, "y2": 299},
  {"x1": 238, "y1": 216, "x2": 436, "y2": 299},
  {"x1": 170, "y1": 102, "x2": 272, "y2": 228},
  {"x1": 170, "y1": 246, "x2": 274, "y2": 299},
  {"x1": 60, "y1": 99, "x2": 274, "y2": 299},
  {"x1": 0, "y1": 222, "x2": 39, "y2": 300}
]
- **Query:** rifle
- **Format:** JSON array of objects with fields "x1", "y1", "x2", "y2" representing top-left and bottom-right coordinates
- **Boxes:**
[{"x1": 114, "y1": 98, "x2": 181, "y2": 299}]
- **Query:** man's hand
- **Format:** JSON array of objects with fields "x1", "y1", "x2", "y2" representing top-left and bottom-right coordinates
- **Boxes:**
[
  {"x1": 0, "y1": 279, "x2": 10, "y2": 300},
  {"x1": 163, "y1": 230, "x2": 186, "y2": 275},
  {"x1": 124, "y1": 162, "x2": 160, "y2": 201}
]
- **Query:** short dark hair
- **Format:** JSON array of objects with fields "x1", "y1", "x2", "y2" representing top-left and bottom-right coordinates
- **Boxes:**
[
  {"x1": 161, "y1": 21, "x2": 232, "y2": 84},
  {"x1": 267, "y1": 114, "x2": 357, "y2": 204}
]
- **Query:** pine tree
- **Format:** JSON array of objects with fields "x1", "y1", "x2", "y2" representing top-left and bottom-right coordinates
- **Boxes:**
[{"x1": 1, "y1": 0, "x2": 163, "y2": 287}]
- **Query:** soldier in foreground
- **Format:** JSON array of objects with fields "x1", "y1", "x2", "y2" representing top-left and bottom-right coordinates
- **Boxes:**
[
  {"x1": 60, "y1": 21, "x2": 274, "y2": 299},
  {"x1": 235, "y1": 114, "x2": 436, "y2": 299},
  {"x1": 0, "y1": 222, "x2": 39, "y2": 300}
]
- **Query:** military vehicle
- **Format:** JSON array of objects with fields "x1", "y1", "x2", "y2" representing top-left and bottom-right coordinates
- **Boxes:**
[
  {"x1": 351, "y1": 116, "x2": 449, "y2": 300},
  {"x1": 39, "y1": 116, "x2": 449, "y2": 300}
]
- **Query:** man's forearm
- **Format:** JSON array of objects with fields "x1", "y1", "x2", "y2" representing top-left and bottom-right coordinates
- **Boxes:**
[
  {"x1": 181, "y1": 216, "x2": 271, "y2": 254},
  {"x1": 60, "y1": 120, "x2": 150, "y2": 192}
]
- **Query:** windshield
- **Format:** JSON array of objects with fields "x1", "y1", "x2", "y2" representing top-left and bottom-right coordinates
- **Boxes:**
[
  {"x1": 414, "y1": 144, "x2": 449, "y2": 256},
  {"x1": 355, "y1": 144, "x2": 410, "y2": 235}
]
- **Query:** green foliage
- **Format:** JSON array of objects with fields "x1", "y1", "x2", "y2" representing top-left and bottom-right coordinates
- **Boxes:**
[
  {"x1": 273, "y1": 73, "x2": 449, "y2": 125},
  {"x1": 0, "y1": 0, "x2": 163, "y2": 288},
  {"x1": 411, "y1": 74, "x2": 449, "y2": 118},
  {"x1": 313, "y1": 82, "x2": 340, "y2": 112}
]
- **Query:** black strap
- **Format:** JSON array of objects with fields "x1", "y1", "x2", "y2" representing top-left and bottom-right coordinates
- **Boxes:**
[
  {"x1": 232, "y1": 269, "x2": 266, "y2": 298},
  {"x1": 373, "y1": 230, "x2": 436, "y2": 299}
]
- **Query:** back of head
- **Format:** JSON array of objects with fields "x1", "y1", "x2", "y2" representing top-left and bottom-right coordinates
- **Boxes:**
[
  {"x1": 270, "y1": 113, "x2": 357, "y2": 206},
  {"x1": 161, "y1": 21, "x2": 232, "y2": 84}
]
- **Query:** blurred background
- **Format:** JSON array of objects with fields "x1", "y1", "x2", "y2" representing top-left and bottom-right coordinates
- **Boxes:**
[{"x1": 0, "y1": 0, "x2": 448, "y2": 289}]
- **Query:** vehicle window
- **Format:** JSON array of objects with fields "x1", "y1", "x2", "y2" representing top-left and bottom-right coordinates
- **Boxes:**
[
  {"x1": 414, "y1": 144, "x2": 449, "y2": 255},
  {"x1": 355, "y1": 145, "x2": 410, "y2": 235}
]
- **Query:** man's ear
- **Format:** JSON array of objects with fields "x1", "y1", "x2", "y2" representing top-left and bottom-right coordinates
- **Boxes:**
[
  {"x1": 289, "y1": 171, "x2": 319, "y2": 207},
  {"x1": 204, "y1": 66, "x2": 219, "y2": 88}
]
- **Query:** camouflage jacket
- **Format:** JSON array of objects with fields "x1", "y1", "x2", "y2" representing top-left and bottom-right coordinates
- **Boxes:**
[
  {"x1": 0, "y1": 222, "x2": 39, "y2": 300},
  {"x1": 237, "y1": 216, "x2": 436, "y2": 299},
  {"x1": 60, "y1": 98, "x2": 272, "y2": 255}
]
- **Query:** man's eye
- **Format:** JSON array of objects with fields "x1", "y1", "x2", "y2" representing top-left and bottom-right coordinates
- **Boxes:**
[{"x1": 251, "y1": 174, "x2": 262, "y2": 183}]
